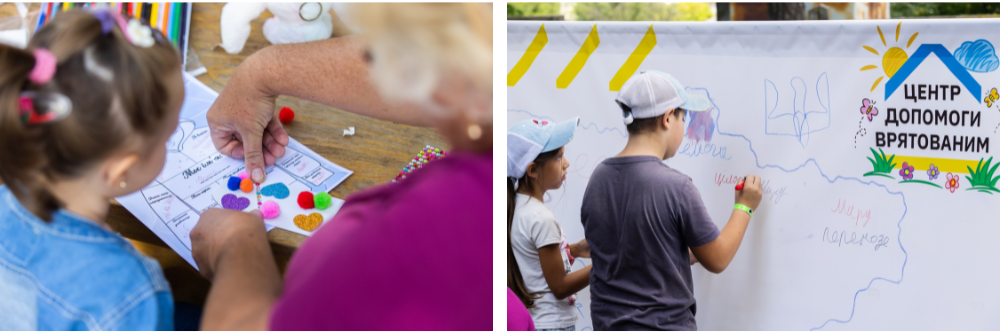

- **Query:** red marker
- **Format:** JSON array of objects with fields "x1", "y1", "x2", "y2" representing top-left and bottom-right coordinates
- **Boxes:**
[{"x1": 735, "y1": 181, "x2": 744, "y2": 191}]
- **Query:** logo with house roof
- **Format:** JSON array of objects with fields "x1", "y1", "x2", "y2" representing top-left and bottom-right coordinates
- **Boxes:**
[{"x1": 859, "y1": 22, "x2": 1000, "y2": 194}]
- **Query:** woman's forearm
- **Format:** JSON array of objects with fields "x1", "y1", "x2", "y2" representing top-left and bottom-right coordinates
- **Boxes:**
[
  {"x1": 200, "y1": 231, "x2": 283, "y2": 330},
  {"x1": 246, "y1": 35, "x2": 433, "y2": 127}
]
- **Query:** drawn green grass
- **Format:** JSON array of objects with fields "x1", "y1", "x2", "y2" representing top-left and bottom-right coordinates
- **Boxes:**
[
  {"x1": 899, "y1": 179, "x2": 943, "y2": 188},
  {"x1": 864, "y1": 148, "x2": 896, "y2": 178},
  {"x1": 965, "y1": 157, "x2": 1000, "y2": 194}
]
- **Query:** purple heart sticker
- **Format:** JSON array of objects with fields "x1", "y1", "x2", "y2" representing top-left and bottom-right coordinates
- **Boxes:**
[{"x1": 221, "y1": 194, "x2": 250, "y2": 211}]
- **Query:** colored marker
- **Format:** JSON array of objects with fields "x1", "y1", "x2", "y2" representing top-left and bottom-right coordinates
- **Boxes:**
[
  {"x1": 735, "y1": 181, "x2": 744, "y2": 191},
  {"x1": 36, "y1": 9, "x2": 47, "y2": 31}
]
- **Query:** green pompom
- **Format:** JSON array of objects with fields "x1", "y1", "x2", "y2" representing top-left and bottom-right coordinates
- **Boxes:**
[{"x1": 314, "y1": 191, "x2": 333, "y2": 210}]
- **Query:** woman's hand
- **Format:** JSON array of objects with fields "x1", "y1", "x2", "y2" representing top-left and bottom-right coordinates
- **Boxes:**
[
  {"x1": 190, "y1": 208, "x2": 282, "y2": 330},
  {"x1": 190, "y1": 208, "x2": 270, "y2": 281},
  {"x1": 207, "y1": 53, "x2": 290, "y2": 183}
]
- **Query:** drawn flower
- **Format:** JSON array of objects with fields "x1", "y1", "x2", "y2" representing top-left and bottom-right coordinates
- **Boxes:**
[
  {"x1": 927, "y1": 164, "x2": 940, "y2": 180},
  {"x1": 899, "y1": 162, "x2": 914, "y2": 180},
  {"x1": 945, "y1": 173, "x2": 960, "y2": 193}
]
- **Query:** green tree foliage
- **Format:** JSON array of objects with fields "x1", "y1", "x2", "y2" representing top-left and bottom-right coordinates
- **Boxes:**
[
  {"x1": 574, "y1": 2, "x2": 713, "y2": 21},
  {"x1": 891, "y1": 2, "x2": 1000, "y2": 18},
  {"x1": 507, "y1": 3, "x2": 561, "y2": 18}
]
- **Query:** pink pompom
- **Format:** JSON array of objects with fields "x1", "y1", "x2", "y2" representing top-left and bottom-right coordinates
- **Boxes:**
[
  {"x1": 260, "y1": 201, "x2": 280, "y2": 220},
  {"x1": 237, "y1": 172, "x2": 249, "y2": 180}
]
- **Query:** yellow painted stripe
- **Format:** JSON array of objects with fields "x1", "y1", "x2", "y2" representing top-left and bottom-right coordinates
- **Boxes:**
[
  {"x1": 609, "y1": 24, "x2": 657, "y2": 92},
  {"x1": 892, "y1": 155, "x2": 984, "y2": 174},
  {"x1": 507, "y1": 24, "x2": 548, "y2": 87},
  {"x1": 556, "y1": 25, "x2": 600, "y2": 89}
]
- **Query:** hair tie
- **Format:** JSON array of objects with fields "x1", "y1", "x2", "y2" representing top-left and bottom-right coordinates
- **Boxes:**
[
  {"x1": 92, "y1": 9, "x2": 117, "y2": 34},
  {"x1": 28, "y1": 49, "x2": 56, "y2": 85},
  {"x1": 111, "y1": 12, "x2": 132, "y2": 43},
  {"x1": 18, "y1": 92, "x2": 72, "y2": 125}
]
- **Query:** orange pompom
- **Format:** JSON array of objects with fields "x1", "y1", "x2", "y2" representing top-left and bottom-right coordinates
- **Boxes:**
[
  {"x1": 240, "y1": 178, "x2": 253, "y2": 193},
  {"x1": 279, "y1": 106, "x2": 294, "y2": 123}
]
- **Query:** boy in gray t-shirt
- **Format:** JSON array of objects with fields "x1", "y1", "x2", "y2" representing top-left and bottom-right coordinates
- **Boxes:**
[{"x1": 581, "y1": 71, "x2": 763, "y2": 330}]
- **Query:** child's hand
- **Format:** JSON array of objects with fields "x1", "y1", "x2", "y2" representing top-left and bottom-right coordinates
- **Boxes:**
[
  {"x1": 190, "y1": 208, "x2": 271, "y2": 281},
  {"x1": 569, "y1": 239, "x2": 591, "y2": 258},
  {"x1": 735, "y1": 175, "x2": 763, "y2": 211}
]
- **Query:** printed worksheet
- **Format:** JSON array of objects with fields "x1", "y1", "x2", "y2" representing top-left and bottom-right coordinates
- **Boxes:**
[{"x1": 117, "y1": 73, "x2": 353, "y2": 269}]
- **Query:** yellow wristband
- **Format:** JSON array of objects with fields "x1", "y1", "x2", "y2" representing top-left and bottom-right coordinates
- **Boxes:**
[{"x1": 734, "y1": 204, "x2": 753, "y2": 217}]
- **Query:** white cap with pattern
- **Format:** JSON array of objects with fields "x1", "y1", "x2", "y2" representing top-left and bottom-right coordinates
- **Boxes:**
[{"x1": 615, "y1": 70, "x2": 710, "y2": 124}]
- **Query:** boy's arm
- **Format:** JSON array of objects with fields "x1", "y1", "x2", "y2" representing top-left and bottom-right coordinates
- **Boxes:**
[
  {"x1": 691, "y1": 175, "x2": 763, "y2": 273},
  {"x1": 569, "y1": 239, "x2": 590, "y2": 258},
  {"x1": 691, "y1": 210, "x2": 751, "y2": 273},
  {"x1": 538, "y1": 244, "x2": 591, "y2": 299}
]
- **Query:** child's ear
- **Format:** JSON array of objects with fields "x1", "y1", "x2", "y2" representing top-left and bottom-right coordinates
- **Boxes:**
[
  {"x1": 525, "y1": 161, "x2": 538, "y2": 179},
  {"x1": 661, "y1": 110, "x2": 673, "y2": 129},
  {"x1": 104, "y1": 154, "x2": 140, "y2": 190}
]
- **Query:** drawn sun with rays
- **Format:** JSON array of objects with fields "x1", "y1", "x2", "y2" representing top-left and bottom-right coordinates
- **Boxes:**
[{"x1": 861, "y1": 22, "x2": 920, "y2": 92}]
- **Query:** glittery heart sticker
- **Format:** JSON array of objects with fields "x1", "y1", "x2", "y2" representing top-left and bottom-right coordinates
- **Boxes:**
[
  {"x1": 260, "y1": 183, "x2": 290, "y2": 199},
  {"x1": 221, "y1": 194, "x2": 250, "y2": 211},
  {"x1": 293, "y1": 213, "x2": 323, "y2": 232}
]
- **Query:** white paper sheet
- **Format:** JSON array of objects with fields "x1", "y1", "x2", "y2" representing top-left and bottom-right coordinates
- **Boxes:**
[{"x1": 116, "y1": 73, "x2": 353, "y2": 269}]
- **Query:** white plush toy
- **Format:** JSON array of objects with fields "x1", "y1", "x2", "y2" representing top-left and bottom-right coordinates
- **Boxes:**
[{"x1": 220, "y1": 2, "x2": 337, "y2": 54}]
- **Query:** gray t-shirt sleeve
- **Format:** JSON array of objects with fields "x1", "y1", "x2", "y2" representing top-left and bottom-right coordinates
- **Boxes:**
[{"x1": 676, "y1": 179, "x2": 720, "y2": 248}]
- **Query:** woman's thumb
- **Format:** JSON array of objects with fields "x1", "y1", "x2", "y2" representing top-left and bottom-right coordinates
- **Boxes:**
[{"x1": 241, "y1": 129, "x2": 267, "y2": 183}]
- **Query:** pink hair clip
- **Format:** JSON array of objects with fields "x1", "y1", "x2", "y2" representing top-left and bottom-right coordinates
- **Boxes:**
[{"x1": 28, "y1": 49, "x2": 56, "y2": 85}]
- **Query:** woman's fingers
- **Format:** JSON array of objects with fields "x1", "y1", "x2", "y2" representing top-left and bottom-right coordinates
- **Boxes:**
[
  {"x1": 262, "y1": 129, "x2": 286, "y2": 162},
  {"x1": 266, "y1": 116, "x2": 290, "y2": 147}
]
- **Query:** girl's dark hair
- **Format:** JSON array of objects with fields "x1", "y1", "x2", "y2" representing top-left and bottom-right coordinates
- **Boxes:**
[
  {"x1": 0, "y1": 10, "x2": 180, "y2": 221},
  {"x1": 507, "y1": 148, "x2": 560, "y2": 308}
]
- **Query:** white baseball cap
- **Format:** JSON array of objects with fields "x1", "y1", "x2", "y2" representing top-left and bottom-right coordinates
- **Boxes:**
[
  {"x1": 506, "y1": 117, "x2": 579, "y2": 179},
  {"x1": 615, "y1": 70, "x2": 710, "y2": 124}
]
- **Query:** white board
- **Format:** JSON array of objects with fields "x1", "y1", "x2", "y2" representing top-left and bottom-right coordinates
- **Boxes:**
[{"x1": 507, "y1": 19, "x2": 1000, "y2": 330}]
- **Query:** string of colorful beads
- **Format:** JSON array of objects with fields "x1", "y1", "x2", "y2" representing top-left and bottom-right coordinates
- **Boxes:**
[
  {"x1": 392, "y1": 145, "x2": 447, "y2": 184},
  {"x1": 256, "y1": 182, "x2": 262, "y2": 208}
]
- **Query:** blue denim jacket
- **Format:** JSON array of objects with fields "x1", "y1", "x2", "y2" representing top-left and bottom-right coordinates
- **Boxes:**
[{"x1": 0, "y1": 185, "x2": 173, "y2": 330}]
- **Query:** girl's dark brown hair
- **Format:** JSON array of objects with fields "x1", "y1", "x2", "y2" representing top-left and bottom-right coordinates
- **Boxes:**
[
  {"x1": 507, "y1": 148, "x2": 560, "y2": 308},
  {"x1": 0, "y1": 10, "x2": 180, "y2": 221}
]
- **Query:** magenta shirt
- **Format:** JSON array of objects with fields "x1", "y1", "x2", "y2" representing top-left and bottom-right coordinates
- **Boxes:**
[
  {"x1": 507, "y1": 288, "x2": 535, "y2": 331},
  {"x1": 269, "y1": 151, "x2": 491, "y2": 330}
]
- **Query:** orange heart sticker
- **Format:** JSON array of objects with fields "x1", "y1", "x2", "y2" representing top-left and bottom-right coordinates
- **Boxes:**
[{"x1": 293, "y1": 213, "x2": 323, "y2": 232}]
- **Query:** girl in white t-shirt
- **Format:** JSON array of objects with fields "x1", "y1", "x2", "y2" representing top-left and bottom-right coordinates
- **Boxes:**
[{"x1": 507, "y1": 118, "x2": 591, "y2": 331}]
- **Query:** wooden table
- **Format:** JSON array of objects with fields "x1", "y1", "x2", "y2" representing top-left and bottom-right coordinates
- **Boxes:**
[{"x1": 2, "y1": 3, "x2": 448, "y2": 273}]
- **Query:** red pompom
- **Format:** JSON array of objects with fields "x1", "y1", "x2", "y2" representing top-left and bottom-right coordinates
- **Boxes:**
[
  {"x1": 297, "y1": 191, "x2": 314, "y2": 209},
  {"x1": 279, "y1": 107, "x2": 295, "y2": 123}
]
